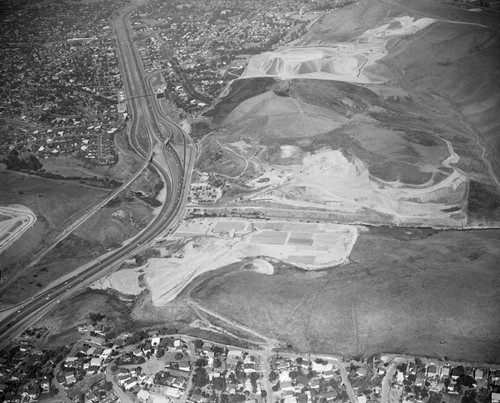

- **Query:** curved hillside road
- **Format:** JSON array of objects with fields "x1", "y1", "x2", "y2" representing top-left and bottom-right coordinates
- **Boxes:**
[
  {"x1": 0, "y1": 205, "x2": 37, "y2": 255},
  {"x1": 381, "y1": 357, "x2": 407, "y2": 403},
  {"x1": 106, "y1": 364, "x2": 135, "y2": 403},
  {"x1": 310, "y1": 354, "x2": 357, "y2": 403},
  {"x1": 270, "y1": 353, "x2": 357, "y2": 403}
]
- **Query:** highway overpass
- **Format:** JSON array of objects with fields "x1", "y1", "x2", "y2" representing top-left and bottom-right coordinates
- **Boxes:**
[{"x1": 0, "y1": 1, "x2": 196, "y2": 349}]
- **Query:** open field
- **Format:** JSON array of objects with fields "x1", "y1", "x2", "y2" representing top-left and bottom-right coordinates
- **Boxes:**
[
  {"x1": 0, "y1": 172, "x2": 110, "y2": 231},
  {"x1": 41, "y1": 128, "x2": 142, "y2": 182},
  {"x1": 189, "y1": 228, "x2": 500, "y2": 363},
  {"x1": 0, "y1": 198, "x2": 153, "y2": 306},
  {"x1": 468, "y1": 181, "x2": 500, "y2": 225},
  {"x1": 41, "y1": 128, "x2": 162, "y2": 199},
  {"x1": 0, "y1": 171, "x2": 111, "y2": 283},
  {"x1": 0, "y1": 169, "x2": 154, "y2": 306},
  {"x1": 91, "y1": 264, "x2": 145, "y2": 296},
  {"x1": 0, "y1": 235, "x2": 109, "y2": 306},
  {"x1": 73, "y1": 197, "x2": 154, "y2": 248}
]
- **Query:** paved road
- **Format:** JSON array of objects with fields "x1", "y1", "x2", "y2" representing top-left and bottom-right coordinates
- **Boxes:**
[
  {"x1": 247, "y1": 350, "x2": 357, "y2": 403},
  {"x1": 260, "y1": 352, "x2": 274, "y2": 403},
  {"x1": 0, "y1": 0, "x2": 195, "y2": 349},
  {"x1": 380, "y1": 357, "x2": 406, "y2": 403},
  {"x1": 106, "y1": 363, "x2": 135, "y2": 403},
  {"x1": 0, "y1": 205, "x2": 37, "y2": 255},
  {"x1": 308, "y1": 353, "x2": 357, "y2": 403}
]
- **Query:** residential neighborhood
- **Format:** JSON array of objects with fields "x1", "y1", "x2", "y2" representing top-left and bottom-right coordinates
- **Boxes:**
[
  {"x1": 1, "y1": 315, "x2": 499, "y2": 403},
  {"x1": 385, "y1": 357, "x2": 500, "y2": 403},
  {"x1": 0, "y1": 0, "x2": 126, "y2": 168},
  {"x1": 128, "y1": 0, "x2": 335, "y2": 112},
  {"x1": 0, "y1": 0, "x2": 357, "y2": 171}
]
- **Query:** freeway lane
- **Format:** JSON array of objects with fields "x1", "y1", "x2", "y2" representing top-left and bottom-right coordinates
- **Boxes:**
[
  {"x1": 0, "y1": 5, "x2": 157, "y2": 295},
  {"x1": 0, "y1": 142, "x2": 182, "y2": 348},
  {"x1": 0, "y1": 1, "x2": 195, "y2": 348}
]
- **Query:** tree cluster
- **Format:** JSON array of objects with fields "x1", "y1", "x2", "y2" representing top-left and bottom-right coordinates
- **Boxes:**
[{"x1": 2, "y1": 150, "x2": 43, "y2": 171}]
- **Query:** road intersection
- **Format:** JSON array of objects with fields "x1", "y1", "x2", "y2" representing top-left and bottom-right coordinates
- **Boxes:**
[{"x1": 0, "y1": 1, "x2": 195, "y2": 349}]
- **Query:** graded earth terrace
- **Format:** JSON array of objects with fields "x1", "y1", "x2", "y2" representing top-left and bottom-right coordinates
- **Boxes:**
[
  {"x1": 197, "y1": 5, "x2": 500, "y2": 228},
  {"x1": 241, "y1": 17, "x2": 436, "y2": 84}
]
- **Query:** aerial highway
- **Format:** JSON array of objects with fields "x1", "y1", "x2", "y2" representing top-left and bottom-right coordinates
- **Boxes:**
[
  {"x1": 0, "y1": 1, "x2": 195, "y2": 349},
  {"x1": 0, "y1": 205, "x2": 37, "y2": 256},
  {"x1": 0, "y1": 6, "x2": 158, "y2": 294}
]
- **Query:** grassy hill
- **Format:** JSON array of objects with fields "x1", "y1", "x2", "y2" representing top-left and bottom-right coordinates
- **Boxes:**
[
  {"x1": 307, "y1": 0, "x2": 500, "y2": 182},
  {"x1": 190, "y1": 227, "x2": 500, "y2": 363}
]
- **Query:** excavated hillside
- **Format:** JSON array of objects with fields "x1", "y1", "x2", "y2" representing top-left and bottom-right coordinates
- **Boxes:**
[
  {"x1": 199, "y1": 0, "x2": 500, "y2": 227},
  {"x1": 186, "y1": 0, "x2": 500, "y2": 366}
]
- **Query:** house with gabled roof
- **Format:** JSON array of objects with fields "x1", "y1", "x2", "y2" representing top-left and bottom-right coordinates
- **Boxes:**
[
  {"x1": 396, "y1": 371, "x2": 405, "y2": 384},
  {"x1": 440, "y1": 366, "x2": 450, "y2": 378},
  {"x1": 190, "y1": 394, "x2": 204, "y2": 403},
  {"x1": 415, "y1": 372, "x2": 426, "y2": 386},
  {"x1": 309, "y1": 378, "x2": 320, "y2": 390},
  {"x1": 427, "y1": 365, "x2": 437, "y2": 377},
  {"x1": 123, "y1": 377, "x2": 138, "y2": 390},
  {"x1": 322, "y1": 390, "x2": 338, "y2": 402},
  {"x1": 408, "y1": 362, "x2": 416, "y2": 375},
  {"x1": 65, "y1": 373, "x2": 76, "y2": 385},
  {"x1": 117, "y1": 373, "x2": 131, "y2": 386},
  {"x1": 173, "y1": 376, "x2": 187, "y2": 389},
  {"x1": 323, "y1": 369, "x2": 338, "y2": 380}
]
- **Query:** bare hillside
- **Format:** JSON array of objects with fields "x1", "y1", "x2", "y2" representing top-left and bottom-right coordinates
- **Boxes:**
[{"x1": 197, "y1": 0, "x2": 500, "y2": 227}]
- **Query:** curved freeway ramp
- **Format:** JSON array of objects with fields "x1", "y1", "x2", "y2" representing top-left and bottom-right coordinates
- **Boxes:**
[{"x1": 0, "y1": 205, "x2": 37, "y2": 255}]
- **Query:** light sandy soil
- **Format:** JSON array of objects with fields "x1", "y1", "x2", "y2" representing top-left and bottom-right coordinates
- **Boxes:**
[
  {"x1": 0, "y1": 204, "x2": 37, "y2": 254},
  {"x1": 180, "y1": 119, "x2": 192, "y2": 135},
  {"x1": 251, "y1": 259, "x2": 274, "y2": 275},
  {"x1": 156, "y1": 184, "x2": 167, "y2": 204},
  {"x1": 90, "y1": 266, "x2": 144, "y2": 295},
  {"x1": 91, "y1": 218, "x2": 359, "y2": 306},
  {"x1": 245, "y1": 144, "x2": 467, "y2": 226},
  {"x1": 210, "y1": 15, "x2": 470, "y2": 227},
  {"x1": 241, "y1": 17, "x2": 435, "y2": 84}
]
